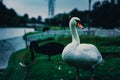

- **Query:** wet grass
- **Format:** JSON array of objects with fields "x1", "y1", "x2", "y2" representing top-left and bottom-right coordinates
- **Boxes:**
[{"x1": 1, "y1": 36, "x2": 120, "y2": 80}]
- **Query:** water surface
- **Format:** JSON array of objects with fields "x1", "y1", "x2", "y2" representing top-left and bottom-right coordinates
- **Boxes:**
[{"x1": 0, "y1": 28, "x2": 34, "y2": 69}]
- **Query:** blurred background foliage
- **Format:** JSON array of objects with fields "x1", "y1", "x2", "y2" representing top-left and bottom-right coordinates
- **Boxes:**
[{"x1": 0, "y1": 0, "x2": 120, "y2": 29}]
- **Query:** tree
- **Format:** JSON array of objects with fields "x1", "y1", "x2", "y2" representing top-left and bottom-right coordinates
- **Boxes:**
[
  {"x1": 91, "y1": 0, "x2": 119, "y2": 28},
  {"x1": 20, "y1": 13, "x2": 29, "y2": 25},
  {"x1": 37, "y1": 16, "x2": 42, "y2": 23},
  {"x1": 30, "y1": 17, "x2": 37, "y2": 23},
  {"x1": 93, "y1": 1, "x2": 101, "y2": 10}
]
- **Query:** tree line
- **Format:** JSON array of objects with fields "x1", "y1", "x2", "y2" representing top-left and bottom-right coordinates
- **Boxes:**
[
  {"x1": 0, "y1": 0, "x2": 120, "y2": 29},
  {"x1": 46, "y1": 0, "x2": 120, "y2": 29},
  {"x1": 0, "y1": 2, "x2": 42, "y2": 27}
]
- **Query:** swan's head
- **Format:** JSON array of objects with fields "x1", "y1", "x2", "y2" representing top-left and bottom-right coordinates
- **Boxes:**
[{"x1": 69, "y1": 17, "x2": 83, "y2": 29}]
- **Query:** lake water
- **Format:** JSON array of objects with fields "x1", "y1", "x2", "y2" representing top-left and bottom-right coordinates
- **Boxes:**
[
  {"x1": 0, "y1": 28, "x2": 35, "y2": 69},
  {"x1": 0, "y1": 28, "x2": 35, "y2": 40}
]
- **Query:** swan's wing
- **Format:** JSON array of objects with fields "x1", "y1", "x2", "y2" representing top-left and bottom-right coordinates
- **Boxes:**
[
  {"x1": 76, "y1": 44, "x2": 103, "y2": 63},
  {"x1": 62, "y1": 43, "x2": 103, "y2": 68},
  {"x1": 77, "y1": 44, "x2": 101, "y2": 55},
  {"x1": 62, "y1": 43, "x2": 76, "y2": 60}
]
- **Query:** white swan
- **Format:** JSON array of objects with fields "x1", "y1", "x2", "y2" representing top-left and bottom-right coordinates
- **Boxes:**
[{"x1": 62, "y1": 17, "x2": 104, "y2": 80}]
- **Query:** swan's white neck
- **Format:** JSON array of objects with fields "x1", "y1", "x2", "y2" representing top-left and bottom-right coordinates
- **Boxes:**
[{"x1": 70, "y1": 23, "x2": 80, "y2": 45}]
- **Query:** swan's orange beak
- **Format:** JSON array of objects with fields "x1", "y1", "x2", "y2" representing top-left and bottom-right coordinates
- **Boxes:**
[{"x1": 77, "y1": 22, "x2": 84, "y2": 29}]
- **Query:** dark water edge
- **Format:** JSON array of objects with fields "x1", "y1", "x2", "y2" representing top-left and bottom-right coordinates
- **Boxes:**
[{"x1": 0, "y1": 36, "x2": 29, "y2": 69}]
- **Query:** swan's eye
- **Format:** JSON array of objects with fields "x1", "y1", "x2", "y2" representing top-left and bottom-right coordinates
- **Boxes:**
[
  {"x1": 75, "y1": 20, "x2": 83, "y2": 29},
  {"x1": 75, "y1": 20, "x2": 81, "y2": 23},
  {"x1": 75, "y1": 20, "x2": 82, "y2": 25}
]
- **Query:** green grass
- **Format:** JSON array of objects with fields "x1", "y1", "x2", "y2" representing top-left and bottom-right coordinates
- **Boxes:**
[
  {"x1": 1, "y1": 36, "x2": 120, "y2": 80},
  {"x1": 25, "y1": 31, "x2": 42, "y2": 36}
]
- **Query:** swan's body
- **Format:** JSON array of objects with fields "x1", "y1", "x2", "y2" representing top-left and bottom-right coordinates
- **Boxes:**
[
  {"x1": 62, "y1": 17, "x2": 103, "y2": 80},
  {"x1": 30, "y1": 41, "x2": 64, "y2": 61},
  {"x1": 62, "y1": 43, "x2": 102, "y2": 69}
]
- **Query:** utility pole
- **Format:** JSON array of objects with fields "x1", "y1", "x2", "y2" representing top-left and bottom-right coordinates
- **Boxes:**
[
  {"x1": 88, "y1": 0, "x2": 91, "y2": 30},
  {"x1": 24, "y1": 30, "x2": 28, "y2": 48},
  {"x1": 48, "y1": 0, "x2": 56, "y2": 18}
]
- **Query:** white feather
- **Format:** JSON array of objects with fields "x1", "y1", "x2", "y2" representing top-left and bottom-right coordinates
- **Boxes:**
[{"x1": 19, "y1": 62, "x2": 26, "y2": 67}]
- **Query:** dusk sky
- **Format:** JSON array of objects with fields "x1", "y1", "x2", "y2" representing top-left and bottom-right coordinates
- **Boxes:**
[{"x1": 3, "y1": 0, "x2": 103, "y2": 19}]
